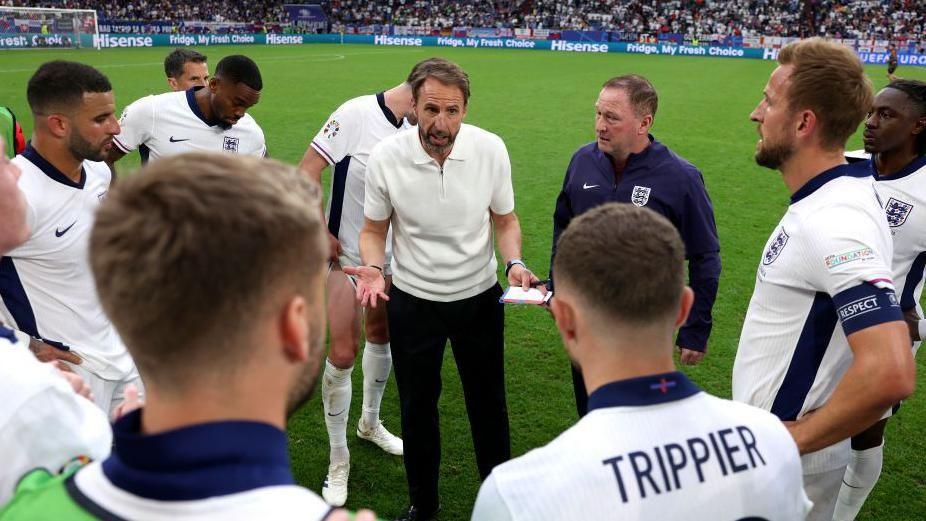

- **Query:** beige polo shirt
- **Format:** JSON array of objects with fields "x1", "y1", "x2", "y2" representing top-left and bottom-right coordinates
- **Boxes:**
[{"x1": 364, "y1": 123, "x2": 515, "y2": 302}]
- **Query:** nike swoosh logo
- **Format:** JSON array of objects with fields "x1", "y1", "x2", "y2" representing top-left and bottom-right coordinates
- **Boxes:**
[
  {"x1": 583, "y1": 183, "x2": 599, "y2": 189},
  {"x1": 55, "y1": 222, "x2": 76, "y2": 237},
  {"x1": 169, "y1": 136, "x2": 190, "y2": 142},
  {"x1": 327, "y1": 409, "x2": 346, "y2": 417}
]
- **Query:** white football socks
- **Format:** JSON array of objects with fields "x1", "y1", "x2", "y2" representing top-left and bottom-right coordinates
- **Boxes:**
[
  {"x1": 834, "y1": 442, "x2": 884, "y2": 521},
  {"x1": 322, "y1": 359, "x2": 352, "y2": 464},
  {"x1": 361, "y1": 341, "x2": 392, "y2": 429}
]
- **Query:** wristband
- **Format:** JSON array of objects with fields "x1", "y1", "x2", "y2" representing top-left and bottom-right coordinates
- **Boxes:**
[
  {"x1": 505, "y1": 259, "x2": 526, "y2": 276},
  {"x1": 368, "y1": 265, "x2": 385, "y2": 278},
  {"x1": 918, "y1": 319, "x2": 926, "y2": 342}
]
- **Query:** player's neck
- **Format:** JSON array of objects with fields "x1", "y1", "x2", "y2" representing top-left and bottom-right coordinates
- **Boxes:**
[
  {"x1": 383, "y1": 83, "x2": 412, "y2": 122},
  {"x1": 194, "y1": 87, "x2": 217, "y2": 124},
  {"x1": 577, "y1": 336, "x2": 677, "y2": 396},
  {"x1": 780, "y1": 147, "x2": 846, "y2": 196},
  {"x1": 875, "y1": 145, "x2": 920, "y2": 177},
  {"x1": 609, "y1": 136, "x2": 650, "y2": 175},
  {"x1": 139, "y1": 386, "x2": 287, "y2": 435},
  {"x1": 30, "y1": 134, "x2": 84, "y2": 183}
]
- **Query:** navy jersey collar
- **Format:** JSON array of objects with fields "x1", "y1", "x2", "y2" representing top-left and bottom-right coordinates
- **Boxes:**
[
  {"x1": 790, "y1": 163, "x2": 871, "y2": 204},
  {"x1": 595, "y1": 134, "x2": 660, "y2": 174},
  {"x1": 102, "y1": 409, "x2": 295, "y2": 501},
  {"x1": 186, "y1": 87, "x2": 216, "y2": 127},
  {"x1": 873, "y1": 154, "x2": 926, "y2": 181},
  {"x1": 587, "y1": 371, "x2": 701, "y2": 411},
  {"x1": 376, "y1": 91, "x2": 402, "y2": 129},
  {"x1": 20, "y1": 144, "x2": 86, "y2": 189}
]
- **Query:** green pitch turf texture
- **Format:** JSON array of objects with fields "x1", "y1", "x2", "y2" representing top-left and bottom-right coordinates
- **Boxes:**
[{"x1": 2, "y1": 44, "x2": 925, "y2": 519}]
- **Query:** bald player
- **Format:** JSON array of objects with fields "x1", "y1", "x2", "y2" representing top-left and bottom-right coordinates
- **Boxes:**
[{"x1": 472, "y1": 203, "x2": 810, "y2": 520}]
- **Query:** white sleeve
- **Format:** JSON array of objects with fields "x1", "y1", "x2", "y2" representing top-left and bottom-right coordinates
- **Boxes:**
[
  {"x1": 113, "y1": 96, "x2": 155, "y2": 154},
  {"x1": 0, "y1": 352, "x2": 112, "y2": 505},
  {"x1": 363, "y1": 143, "x2": 392, "y2": 221},
  {"x1": 489, "y1": 136, "x2": 515, "y2": 215},
  {"x1": 801, "y1": 203, "x2": 902, "y2": 335},
  {"x1": 309, "y1": 102, "x2": 363, "y2": 165},
  {"x1": 471, "y1": 473, "x2": 515, "y2": 521}
]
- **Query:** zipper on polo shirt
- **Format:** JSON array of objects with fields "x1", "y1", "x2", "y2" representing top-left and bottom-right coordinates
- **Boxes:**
[{"x1": 439, "y1": 165, "x2": 446, "y2": 199}]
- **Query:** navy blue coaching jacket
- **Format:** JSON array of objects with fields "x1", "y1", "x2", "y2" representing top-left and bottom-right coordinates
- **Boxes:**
[{"x1": 550, "y1": 136, "x2": 721, "y2": 351}]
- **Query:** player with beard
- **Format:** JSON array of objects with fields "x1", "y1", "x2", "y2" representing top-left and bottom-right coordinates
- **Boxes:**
[
  {"x1": 0, "y1": 153, "x2": 375, "y2": 521},
  {"x1": 834, "y1": 79, "x2": 926, "y2": 520},
  {"x1": 107, "y1": 54, "x2": 265, "y2": 170},
  {"x1": 347, "y1": 58, "x2": 539, "y2": 521},
  {"x1": 0, "y1": 61, "x2": 143, "y2": 416},
  {"x1": 732, "y1": 39, "x2": 915, "y2": 521}
]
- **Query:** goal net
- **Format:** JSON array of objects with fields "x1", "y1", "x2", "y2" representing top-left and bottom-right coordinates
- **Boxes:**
[{"x1": 0, "y1": 6, "x2": 99, "y2": 50}]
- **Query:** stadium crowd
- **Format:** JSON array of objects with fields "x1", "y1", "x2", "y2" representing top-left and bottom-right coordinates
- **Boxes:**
[{"x1": 3, "y1": 0, "x2": 925, "y2": 41}]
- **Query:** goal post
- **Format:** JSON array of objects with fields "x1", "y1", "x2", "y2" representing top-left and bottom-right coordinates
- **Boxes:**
[{"x1": 0, "y1": 6, "x2": 99, "y2": 50}]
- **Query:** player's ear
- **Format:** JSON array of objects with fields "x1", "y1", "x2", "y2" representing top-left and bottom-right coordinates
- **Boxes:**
[
  {"x1": 45, "y1": 114, "x2": 69, "y2": 139},
  {"x1": 674, "y1": 286, "x2": 695, "y2": 329},
  {"x1": 640, "y1": 114, "x2": 654, "y2": 135},
  {"x1": 551, "y1": 295, "x2": 577, "y2": 344},
  {"x1": 167, "y1": 77, "x2": 177, "y2": 90},
  {"x1": 913, "y1": 116, "x2": 926, "y2": 137},
  {"x1": 280, "y1": 294, "x2": 310, "y2": 363},
  {"x1": 208, "y1": 76, "x2": 219, "y2": 93},
  {"x1": 796, "y1": 109, "x2": 816, "y2": 138}
]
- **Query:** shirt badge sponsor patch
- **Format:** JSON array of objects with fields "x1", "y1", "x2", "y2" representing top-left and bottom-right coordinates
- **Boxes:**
[
  {"x1": 885, "y1": 197, "x2": 913, "y2": 227},
  {"x1": 824, "y1": 247, "x2": 875, "y2": 270},
  {"x1": 631, "y1": 185, "x2": 651, "y2": 207},
  {"x1": 324, "y1": 119, "x2": 340, "y2": 139},
  {"x1": 762, "y1": 228, "x2": 789, "y2": 265},
  {"x1": 223, "y1": 136, "x2": 240, "y2": 152}
]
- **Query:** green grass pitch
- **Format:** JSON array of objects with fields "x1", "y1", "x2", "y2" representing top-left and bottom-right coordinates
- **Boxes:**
[{"x1": 2, "y1": 44, "x2": 925, "y2": 519}]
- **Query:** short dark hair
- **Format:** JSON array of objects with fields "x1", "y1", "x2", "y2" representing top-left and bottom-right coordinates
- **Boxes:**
[
  {"x1": 164, "y1": 48, "x2": 207, "y2": 79},
  {"x1": 215, "y1": 55, "x2": 262, "y2": 91},
  {"x1": 27, "y1": 61, "x2": 112, "y2": 115},
  {"x1": 554, "y1": 203, "x2": 685, "y2": 323},
  {"x1": 886, "y1": 79, "x2": 926, "y2": 155},
  {"x1": 408, "y1": 57, "x2": 470, "y2": 105},
  {"x1": 602, "y1": 74, "x2": 658, "y2": 118}
]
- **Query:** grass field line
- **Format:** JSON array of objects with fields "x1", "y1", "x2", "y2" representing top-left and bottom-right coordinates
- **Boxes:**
[{"x1": 0, "y1": 47, "x2": 424, "y2": 73}]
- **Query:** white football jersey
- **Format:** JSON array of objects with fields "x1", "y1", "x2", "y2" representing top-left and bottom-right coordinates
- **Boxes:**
[
  {"x1": 310, "y1": 93, "x2": 408, "y2": 264},
  {"x1": 65, "y1": 411, "x2": 332, "y2": 521},
  {"x1": 870, "y1": 156, "x2": 926, "y2": 319},
  {"x1": 733, "y1": 164, "x2": 901, "y2": 474},
  {"x1": 472, "y1": 372, "x2": 811, "y2": 521},
  {"x1": 114, "y1": 88, "x2": 266, "y2": 162},
  {"x1": 0, "y1": 146, "x2": 135, "y2": 381},
  {"x1": 0, "y1": 325, "x2": 112, "y2": 505}
]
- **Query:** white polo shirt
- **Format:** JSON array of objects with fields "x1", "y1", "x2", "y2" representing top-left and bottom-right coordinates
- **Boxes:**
[{"x1": 364, "y1": 124, "x2": 515, "y2": 302}]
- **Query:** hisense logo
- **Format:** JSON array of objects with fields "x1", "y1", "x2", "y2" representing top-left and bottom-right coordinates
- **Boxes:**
[{"x1": 93, "y1": 34, "x2": 153, "y2": 48}]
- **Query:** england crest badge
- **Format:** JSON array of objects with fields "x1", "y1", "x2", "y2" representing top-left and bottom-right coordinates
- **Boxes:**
[
  {"x1": 223, "y1": 136, "x2": 240, "y2": 153},
  {"x1": 885, "y1": 197, "x2": 913, "y2": 227},
  {"x1": 631, "y1": 185, "x2": 651, "y2": 207},
  {"x1": 762, "y1": 228, "x2": 789, "y2": 265}
]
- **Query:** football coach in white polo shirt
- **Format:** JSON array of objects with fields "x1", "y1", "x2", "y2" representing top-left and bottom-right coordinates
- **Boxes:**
[
  {"x1": 472, "y1": 203, "x2": 811, "y2": 520},
  {"x1": 345, "y1": 57, "x2": 540, "y2": 521}
]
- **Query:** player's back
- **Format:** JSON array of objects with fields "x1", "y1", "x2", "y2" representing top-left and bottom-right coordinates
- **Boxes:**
[{"x1": 473, "y1": 373, "x2": 811, "y2": 520}]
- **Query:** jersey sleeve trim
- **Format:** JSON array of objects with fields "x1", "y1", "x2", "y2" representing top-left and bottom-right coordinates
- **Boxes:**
[
  {"x1": 833, "y1": 281, "x2": 903, "y2": 336},
  {"x1": 112, "y1": 137, "x2": 133, "y2": 154},
  {"x1": 310, "y1": 140, "x2": 335, "y2": 166}
]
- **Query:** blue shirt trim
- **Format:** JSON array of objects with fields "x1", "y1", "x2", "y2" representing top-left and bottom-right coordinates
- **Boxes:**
[
  {"x1": 0, "y1": 325, "x2": 17, "y2": 344},
  {"x1": 20, "y1": 144, "x2": 85, "y2": 189},
  {"x1": 587, "y1": 371, "x2": 701, "y2": 410},
  {"x1": 186, "y1": 87, "x2": 216, "y2": 127},
  {"x1": 790, "y1": 163, "x2": 870, "y2": 204},
  {"x1": 376, "y1": 91, "x2": 402, "y2": 129},
  {"x1": 872, "y1": 155, "x2": 926, "y2": 181},
  {"x1": 102, "y1": 410, "x2": 295, "y2": 501}
]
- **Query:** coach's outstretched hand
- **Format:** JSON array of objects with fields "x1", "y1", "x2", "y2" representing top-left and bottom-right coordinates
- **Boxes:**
[{"x1": 342, "y1": 265, "x2": 390, "y2": 308}]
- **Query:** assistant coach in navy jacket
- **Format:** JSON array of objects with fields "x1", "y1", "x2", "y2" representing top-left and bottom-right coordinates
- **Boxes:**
[{"x1": 551, "y1": 75, "x2": 721, "y2": 417}]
